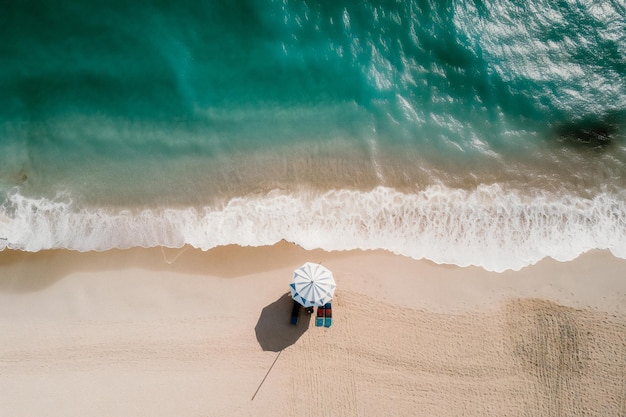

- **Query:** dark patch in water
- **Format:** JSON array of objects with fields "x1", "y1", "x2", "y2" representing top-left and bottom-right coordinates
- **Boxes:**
[{"x1": 554, "y1": 113, "x2": 622, "y2": 150}]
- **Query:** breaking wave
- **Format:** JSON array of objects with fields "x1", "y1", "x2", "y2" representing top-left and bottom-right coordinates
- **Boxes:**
[{"x1": 1, "y1": 185, "x2": 625, "y2": 272}]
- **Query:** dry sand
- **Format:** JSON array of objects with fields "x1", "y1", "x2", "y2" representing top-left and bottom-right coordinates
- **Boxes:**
[{"x1": 0, "y1": 241, "x2": 625, "y2": 416}]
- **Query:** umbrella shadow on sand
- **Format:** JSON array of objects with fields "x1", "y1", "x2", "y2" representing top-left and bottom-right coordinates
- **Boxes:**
[{"x1": 255, "y1": 292, "x2": 311, "y2": 352}]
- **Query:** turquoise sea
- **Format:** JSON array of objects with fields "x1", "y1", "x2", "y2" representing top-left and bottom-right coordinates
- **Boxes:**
[{"x1": 1, "y1": 0, "x2": 625, "y2": 271}]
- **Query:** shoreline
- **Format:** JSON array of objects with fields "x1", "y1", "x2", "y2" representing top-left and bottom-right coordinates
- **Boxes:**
[
  {"x1": 1, "y1": 243, "x2": 625, "y2": 416},
  {"x1": 3, "y1": 184, "x2": 626, "y2": 273},
  {"x1": 1, "y1": 242, "x2": 625, "y2": 313}
]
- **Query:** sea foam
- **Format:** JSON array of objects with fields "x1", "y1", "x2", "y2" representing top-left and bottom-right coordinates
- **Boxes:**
[{"x1": 1, "y1": 185, "x2": 625, "y2": 272}]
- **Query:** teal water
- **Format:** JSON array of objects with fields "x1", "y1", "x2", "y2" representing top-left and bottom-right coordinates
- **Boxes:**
[{"x1": 1, "y1": 0, "x2": 625, "y2": 271}]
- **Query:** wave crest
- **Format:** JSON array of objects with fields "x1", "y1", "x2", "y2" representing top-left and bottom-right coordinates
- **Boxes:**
[{"x1": 1, "y1": 185, "x2": 625, "y2": 272}]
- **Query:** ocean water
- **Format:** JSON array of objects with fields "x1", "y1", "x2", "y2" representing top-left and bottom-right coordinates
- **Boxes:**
[{"x1": 1, "y1": 0, "x2": 625, "y2": 271}]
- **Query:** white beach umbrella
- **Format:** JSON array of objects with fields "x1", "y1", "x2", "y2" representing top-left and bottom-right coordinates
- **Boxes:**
[{"x1": 290, "y1": 262, "x2": 336, "y2": 307}]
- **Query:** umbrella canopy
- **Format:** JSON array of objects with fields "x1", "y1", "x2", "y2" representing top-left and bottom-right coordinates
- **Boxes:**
[{"x1": 290, "y1": 262, "x2": 336, "y2": 307}]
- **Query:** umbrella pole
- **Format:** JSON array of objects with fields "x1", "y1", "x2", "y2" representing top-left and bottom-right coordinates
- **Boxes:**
[{"x1": 251, "y1": 350, "x2": 282, "y2": 401}]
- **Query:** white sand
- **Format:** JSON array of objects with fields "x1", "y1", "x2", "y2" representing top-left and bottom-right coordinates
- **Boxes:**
[{"x1": 0, "y1": 242, "x2": 625, "y2": 416}]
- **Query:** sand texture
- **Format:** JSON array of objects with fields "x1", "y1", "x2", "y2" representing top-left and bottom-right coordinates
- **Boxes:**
[{"x1": 0, "y1": 243, "x2": 625, "y2": 416}]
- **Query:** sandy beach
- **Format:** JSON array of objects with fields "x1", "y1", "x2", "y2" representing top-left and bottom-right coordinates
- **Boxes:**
[{"x1": 0, "y1": 241, "x2": 625, "y2": 416}]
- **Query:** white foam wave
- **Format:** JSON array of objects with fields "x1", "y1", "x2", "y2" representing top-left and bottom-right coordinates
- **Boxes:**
[{"x1": 1, "y1": 185, "x2": 625, "y2": 272}]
